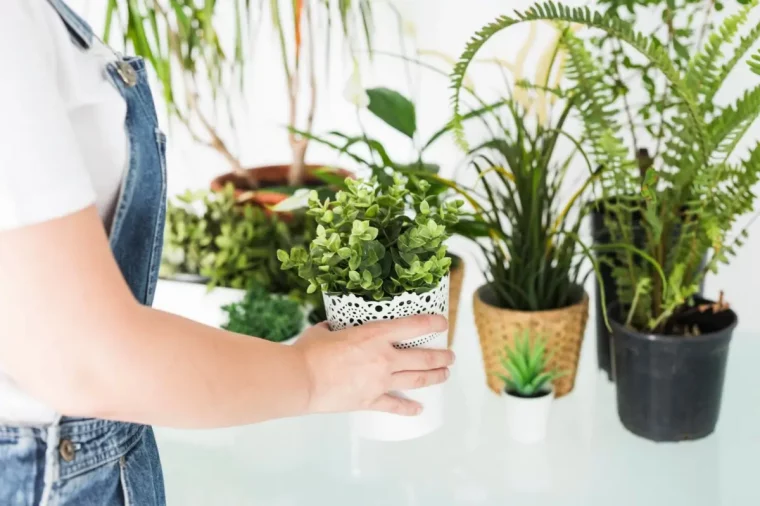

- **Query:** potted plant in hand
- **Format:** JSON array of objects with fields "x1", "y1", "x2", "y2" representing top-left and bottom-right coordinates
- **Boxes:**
[
  {"x1": 449, "y1": 1, "x2": 760, "y2": 441},
  {"x1": 278, "y1": 175, "x2": 463, "y2": 440},
  {"x1": 295, "y1": 85, "x2": 510, "y2": 346},
  {"x1": 499, "y1": 331, "x2": 562, "y2": 444}
]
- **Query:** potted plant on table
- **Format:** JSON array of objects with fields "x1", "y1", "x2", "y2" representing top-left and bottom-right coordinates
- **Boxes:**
[
  {"x1": 106, "y1": 0, "x2": 379, "y2": 206},
  {"x1": 584, "y1": 0, "x2": 717, "y2": 380},
  {"x1": 278, "y1": 175, "x2": 463, "y2": 441},
  {"x1": 450, "y1": 0, "x2": 760, "y2": 441},
  {"x1": 499, "y1": 331, "x2": 562, "y2": 444},
  {"x1": 463, "y1": 96, "x2": 595, "y2": 398}
]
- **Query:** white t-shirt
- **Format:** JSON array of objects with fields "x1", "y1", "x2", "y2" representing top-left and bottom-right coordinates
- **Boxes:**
[{"x1": 0, "y1": 0, "x2": 128, "y2": 424}]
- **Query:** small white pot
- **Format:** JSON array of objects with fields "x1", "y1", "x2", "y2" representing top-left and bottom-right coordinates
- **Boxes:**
[
  {"x1": 504, "y1": 386, "x2": 554, "y2": 444},
  {"x1": 323, "y1": 276, "x2": 450, "y2": 442}
]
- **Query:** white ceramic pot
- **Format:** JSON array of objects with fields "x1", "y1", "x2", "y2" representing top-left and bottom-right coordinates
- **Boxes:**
[
  {"x1": 504, "y1": 386, "x2": 554, "y2": 444},
  {"x1": 323, "y1": 275, "x2": 450, "y2": 442}
]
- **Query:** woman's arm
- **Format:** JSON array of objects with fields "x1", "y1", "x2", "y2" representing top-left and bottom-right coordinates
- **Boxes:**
[{"x1": 0, "y1": 206, "x2": 453, "y2": 428}]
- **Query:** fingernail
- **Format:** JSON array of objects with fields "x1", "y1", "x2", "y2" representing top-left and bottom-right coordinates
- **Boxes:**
[
  {"x1": 450, "y1": 351, "x2": 456, "y2": 364},
  {"x1": 415, "y1": 405, "x2": 423, "y2": 415},
  {"x1": 444, "y1": 368, "x2": 450, "y2": 380}
]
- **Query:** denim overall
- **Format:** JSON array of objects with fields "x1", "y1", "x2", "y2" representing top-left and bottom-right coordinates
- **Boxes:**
[{"x1": 0, "y1": 1, "x2": 167, "y2": 504}]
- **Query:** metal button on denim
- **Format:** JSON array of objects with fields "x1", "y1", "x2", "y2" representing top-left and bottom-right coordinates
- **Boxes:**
[
  {"x1": 59, "y1": 439, "x2": 76, "y2": 462},
  {"x1": 117, "y1": 61, "x2": 137, "y2": 87}
]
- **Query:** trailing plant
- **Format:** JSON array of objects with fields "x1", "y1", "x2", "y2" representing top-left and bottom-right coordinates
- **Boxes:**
[
  {"x1": 449, "y1": 1, "x2": 760, "y2": 333},
  {"x1": 221, "y1": 284, "x2": 304, "y2": 342},
  {"x1": 107, "y1": 0, "x2": 380, "y2": 187},
  {"x1": 161, "y1": 184, "x2": 317, "y2": 304},
  {"x1": 498, "y1": 330, "x2": 562, "y2": 398},
  {"x1": 278, "y1": 175, "x2": 463, "y2": 300}
]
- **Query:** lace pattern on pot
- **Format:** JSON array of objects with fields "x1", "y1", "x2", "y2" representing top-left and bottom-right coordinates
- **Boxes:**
[{"x1": 324, "y1": 276, "x2": 450, "y2": 349}]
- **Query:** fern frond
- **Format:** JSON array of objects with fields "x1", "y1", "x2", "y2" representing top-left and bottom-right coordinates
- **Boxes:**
[
  {"x1": 708, "y1": 86, "x2": 760, "y2": 161},
  {"x1": 706, "y1": 6, "x2": 760, "y2": 105},
  {"x1": 449, "y1": 1, "x2": 708, "y2": 160},
  {"x1": 685, "y1": 2, "x2": 753, "y2": 108}
]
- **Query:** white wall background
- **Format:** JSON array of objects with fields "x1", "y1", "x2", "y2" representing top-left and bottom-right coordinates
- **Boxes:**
[{"x1": 69, "y1": 0, "x2": 760, "y2": 334}]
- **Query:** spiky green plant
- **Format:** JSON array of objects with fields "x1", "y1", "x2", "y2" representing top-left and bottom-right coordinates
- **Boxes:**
[
  {"x1": 450, "y1": 1, "x2": 760, "y2": 334},
  {"x1": 461, "y1": 95, "x2": 600, "y2": 311},
  {"x1": 498, "y1": 331, "x2": 561, "y2": 398}
]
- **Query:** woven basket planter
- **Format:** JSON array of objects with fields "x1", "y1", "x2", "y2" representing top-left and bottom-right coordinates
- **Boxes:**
[
  {"x1": 447, "y1": 255, "x2": 465, "y2": 348},
  {"x1": 473, "y1": 284, "x2": 589, "y2": 397}
]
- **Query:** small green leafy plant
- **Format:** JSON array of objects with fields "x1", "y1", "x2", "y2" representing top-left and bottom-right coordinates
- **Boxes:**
[
  {"x1": 161, "y1": 184, "x2": 315, "y2": 303},
  {"x1": 221, "y1": 284, "x2": 304, "y2": 343},
  {"x1": 278, "y1": 175, "x2": 463, "y2": 300},
  {"x1": 498, "y1": 331, "x2": 562, "y2": 398}
]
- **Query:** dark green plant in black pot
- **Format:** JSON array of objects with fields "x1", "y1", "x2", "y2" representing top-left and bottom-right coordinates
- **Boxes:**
[{"x1": 450, "y1": 1, "x2": 760, "y2": 441}]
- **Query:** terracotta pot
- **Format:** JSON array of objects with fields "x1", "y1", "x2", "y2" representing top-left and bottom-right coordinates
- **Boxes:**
[
  {"x1": 473, "y1": 284, "x2": 589, "y2": 397},
  {"x1": 447, "y1": 254, "x2": 465, "y2": 348},
  {"x1": 210, "y1": 164, "x2": 353, "y2": 208}
]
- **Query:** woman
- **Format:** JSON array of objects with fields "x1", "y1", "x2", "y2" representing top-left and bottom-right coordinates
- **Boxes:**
[{"x1": 0, "y1": 1, "x2": 454, "y2": 505}]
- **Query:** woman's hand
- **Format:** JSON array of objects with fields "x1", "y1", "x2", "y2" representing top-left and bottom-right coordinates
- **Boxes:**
[{"x1": 294, "y1": 315, "x2": 454, "y2": 416}]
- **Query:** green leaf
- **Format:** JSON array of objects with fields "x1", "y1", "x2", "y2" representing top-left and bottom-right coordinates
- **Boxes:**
[{"x1": 366, "y1": 87, "x2": 416, "y2": 139}]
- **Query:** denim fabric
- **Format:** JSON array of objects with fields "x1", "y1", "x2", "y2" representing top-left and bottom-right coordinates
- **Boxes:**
[
  {"x1": 0, "y1": 0, "x2": 168, "y2": 504},
  {"x1": 0, "y1": 421, "x2": 165, "y2": 506}
]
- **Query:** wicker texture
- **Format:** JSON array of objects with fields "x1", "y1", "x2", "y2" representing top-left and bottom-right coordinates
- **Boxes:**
[
  {"x1": 447, "y1": 258, "x2": 465, "y2": 348},
  {"x1": 473, "y1": 285, "x2": 589, "y2": 397}
]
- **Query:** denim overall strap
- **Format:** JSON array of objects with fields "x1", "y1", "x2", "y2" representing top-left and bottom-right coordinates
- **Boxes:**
[
  {"x1": 0, "y1": 2, "x2": 166, "y2": 505},
  {"x1": 106, "y1": 56, "x2": 168, "y2": 306}
]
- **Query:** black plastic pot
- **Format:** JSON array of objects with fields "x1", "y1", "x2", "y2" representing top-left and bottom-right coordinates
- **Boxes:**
[
  {"x1": 590, "y1": 200, "x2": 706, "y2": 381},
  {"x1": 609, "y1": 300, "x2": 737, "y2": 442}
]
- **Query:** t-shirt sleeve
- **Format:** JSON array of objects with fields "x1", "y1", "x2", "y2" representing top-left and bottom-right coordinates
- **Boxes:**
[{"x1": 0, "y1": 1, "x2": 96, "y2": 231}]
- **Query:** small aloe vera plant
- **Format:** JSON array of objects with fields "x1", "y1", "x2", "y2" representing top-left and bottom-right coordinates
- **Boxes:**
[{"x1": 499, "y1": 331, "x2": 562, "y2": 398}]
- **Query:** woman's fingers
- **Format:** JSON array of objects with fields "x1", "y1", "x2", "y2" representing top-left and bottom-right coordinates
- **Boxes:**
[
  {"x1": 390, "y1": 348, "x2": 455, "y2": 373},
  {"x1": 390, "y1": 368, "x2": 450, "y2": 391},
  {"x1": 369, "y1": 394, "x2": 422, "y2": 416},
  {"x1": 362, "y1": 314, "x2": 448, "y2": 344}
]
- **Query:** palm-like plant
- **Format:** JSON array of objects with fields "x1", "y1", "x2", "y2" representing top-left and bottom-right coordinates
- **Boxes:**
[
  {"x1": 104, "y1": 0, "x2": 256, "y2": 176},
  {"x1": 499, "y1": 331, "x2": 562, "y2": 397},
  {"x1": 450, "y1": 1, "x2": 760, "y2": 333},
  {"x1": 105, "y1": 0, "x2": 376, "y2": 186}
]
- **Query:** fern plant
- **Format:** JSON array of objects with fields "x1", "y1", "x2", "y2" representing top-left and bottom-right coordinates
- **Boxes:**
[
  {"x1": 498, "y1": 331, "x2": 562, "y2": 398},
  {"x1": 450, "y1": 1, "x2": 760, "y2": 334}
]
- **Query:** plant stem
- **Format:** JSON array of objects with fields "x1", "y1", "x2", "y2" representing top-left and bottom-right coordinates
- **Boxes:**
[
  {"x1": 288, "y1": 0, "x2": 317, "y2": 187},
  {"x1": 695, "y1": 0, "x2": 716, "y2": 52},
  {"x1": 612, "y1": 40, "x2": 639, "y2": 153}
]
